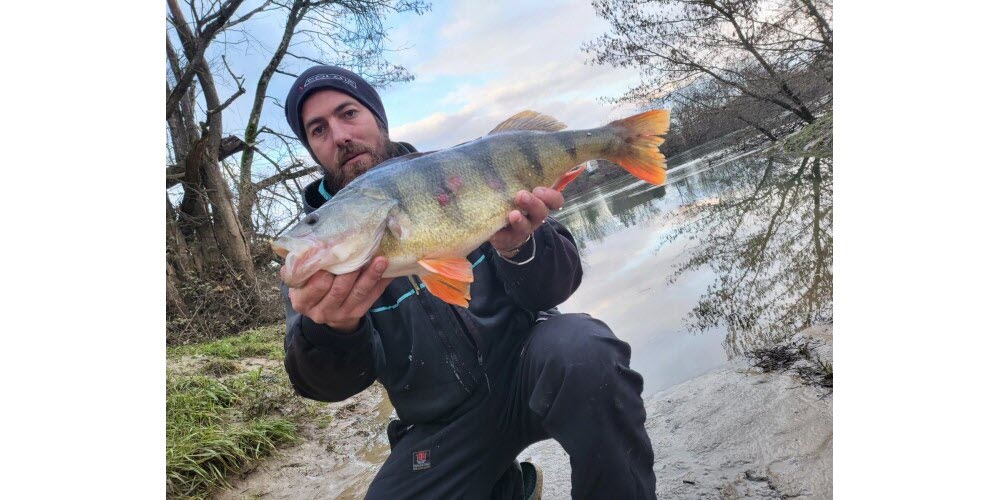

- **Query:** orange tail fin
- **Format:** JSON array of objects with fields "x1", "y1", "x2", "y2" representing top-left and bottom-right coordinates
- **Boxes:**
[{"x1": 607, "y1": 109, "x2": 670, "y2": 185}]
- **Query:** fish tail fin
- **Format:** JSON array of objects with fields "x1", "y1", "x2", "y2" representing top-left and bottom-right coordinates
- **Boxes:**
[{"x1": 606, "y1": 109, "x2": 670, "y2": 185}]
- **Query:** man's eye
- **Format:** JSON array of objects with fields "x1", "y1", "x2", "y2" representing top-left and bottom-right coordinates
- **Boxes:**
[
  {"x1": 310, "y1": 125, "x2": 325, "y2": 136},
  {"x1": 345, "y1": 109, "x2": 358, "y2": 119}
]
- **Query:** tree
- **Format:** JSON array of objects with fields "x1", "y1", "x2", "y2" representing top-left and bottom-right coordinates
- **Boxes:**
[
  {"x1": 166, "y1": 0, "x2": 427, "y2": 342},
  {"x1": 586, "y1": 0, "x2": 833, "y2": 149}
]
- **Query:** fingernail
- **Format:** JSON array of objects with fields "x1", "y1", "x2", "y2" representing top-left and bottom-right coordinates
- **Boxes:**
[{"x1": 374, "y1": 260, "x2": 387, "y2": 273}]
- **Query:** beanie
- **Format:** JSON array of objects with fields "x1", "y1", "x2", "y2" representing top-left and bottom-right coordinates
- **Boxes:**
[{"x1": 284, "y1": 66, "x2": 388, "y2": 162}]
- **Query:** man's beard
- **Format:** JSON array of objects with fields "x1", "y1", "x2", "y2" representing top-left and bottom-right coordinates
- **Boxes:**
[{"x1": 323, "y1": 131, "x2": 393, "y2": 192}]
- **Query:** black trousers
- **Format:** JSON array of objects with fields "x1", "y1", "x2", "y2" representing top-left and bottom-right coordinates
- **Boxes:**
[{"x1": 365, "y1": 313, "x2": 656, "y2": 499}]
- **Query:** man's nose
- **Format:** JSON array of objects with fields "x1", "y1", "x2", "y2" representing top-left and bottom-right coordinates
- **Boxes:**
[{"x1": 331, "y1": 124, "x2": 353, "y2": 148}]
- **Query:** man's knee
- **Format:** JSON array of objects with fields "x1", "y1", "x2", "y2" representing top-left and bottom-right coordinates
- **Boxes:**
[
  {"x1": 525, "y1": 313, "x2": 633, "y2": 385},
  {"x1": 524, "y1": 314, "x2": 634, "y2": 395},
  {"x1": 521, "y1": 313, "x2": 645, "y2": 424}
]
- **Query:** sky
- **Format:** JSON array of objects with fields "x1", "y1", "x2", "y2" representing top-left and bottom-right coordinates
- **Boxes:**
[
  {"x1": 195, "y1": 0, "x2": 646, "y2": 162},
  {"x1": 379, "y1": 0, "x2": 645, "y2": 150}
]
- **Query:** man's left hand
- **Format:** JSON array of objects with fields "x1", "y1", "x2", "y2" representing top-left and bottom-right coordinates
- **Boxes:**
[{"x1": 490, "y1": 187, "x2": 564, "y2": 258}]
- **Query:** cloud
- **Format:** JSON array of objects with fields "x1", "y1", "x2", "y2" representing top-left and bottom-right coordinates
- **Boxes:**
[
  {"x1": 390, "y1": 59, "x2": 644, "y2": 149},
  {"x1": 387, "y1": 0, "x2": 649, "y2": 150},
  {"x1": 417, "y1": 0, "x2": 606, "y2": 77}
]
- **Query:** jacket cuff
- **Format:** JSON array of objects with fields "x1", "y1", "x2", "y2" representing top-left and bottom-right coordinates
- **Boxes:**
[{"x1": 300, "y1": 314, "x2": 373, "y2": 352}]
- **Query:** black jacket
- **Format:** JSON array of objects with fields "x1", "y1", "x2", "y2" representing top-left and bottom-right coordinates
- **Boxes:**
[{"x1": 282, "y1": 142, "x2": 584, "y2": 424}]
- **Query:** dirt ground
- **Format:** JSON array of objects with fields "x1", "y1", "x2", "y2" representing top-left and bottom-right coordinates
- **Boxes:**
[
  {"x1": 214, "y1": 384, "x2": 393, "y2": 500},
  {"x1": 215, "y1": 325, "x2": 832, "y2": 499}
]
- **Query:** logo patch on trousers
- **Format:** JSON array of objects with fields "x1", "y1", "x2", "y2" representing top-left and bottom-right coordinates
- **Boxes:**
[{"x1": 412, "y1": 450, "x2": 431, "y2": 470}]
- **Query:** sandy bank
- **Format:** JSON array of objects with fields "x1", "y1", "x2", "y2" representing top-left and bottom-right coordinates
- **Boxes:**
[
  {"x1": 521, "y1": 325, "x2": 832, "y2": 498},
  {"x1": 215, "y1": 325, "x2": 831, "y2": 498}
]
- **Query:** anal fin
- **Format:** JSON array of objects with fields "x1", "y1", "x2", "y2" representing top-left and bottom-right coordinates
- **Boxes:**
[{"x1": 552, "y1": 163, "x2": 587, "y2": 191}]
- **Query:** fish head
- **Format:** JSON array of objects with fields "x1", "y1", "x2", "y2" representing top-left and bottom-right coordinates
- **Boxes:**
[{"x1": 272, "y1": 188, "x2": 396, "y2": 287}]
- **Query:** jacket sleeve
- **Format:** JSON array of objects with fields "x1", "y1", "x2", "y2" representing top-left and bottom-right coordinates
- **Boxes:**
[
  {"x1": 489, "y1": 216, "x2": 584, "y2": 311},
  {"x1": 281, "y1": 283, "x2": 379, "y2": 402}
]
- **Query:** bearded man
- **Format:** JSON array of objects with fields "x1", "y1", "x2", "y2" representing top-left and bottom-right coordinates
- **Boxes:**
[{"x1": 280, "y1": 66, "x2": 655, "y2": 499}]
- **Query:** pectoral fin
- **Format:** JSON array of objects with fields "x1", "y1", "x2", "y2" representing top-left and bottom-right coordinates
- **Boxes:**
[{"x1": 418, "y1": 257, "x2": 474, "y2": 308}]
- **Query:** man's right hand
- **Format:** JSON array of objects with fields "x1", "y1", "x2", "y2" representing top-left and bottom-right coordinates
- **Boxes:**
[{"x1": 286, "y1": 256, "x2": 393, "y2": 334}]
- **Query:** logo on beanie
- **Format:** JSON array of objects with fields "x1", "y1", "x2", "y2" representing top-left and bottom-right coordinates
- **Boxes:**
[{"x1": 303, "y1": 73, "x2": 358, "y2": 90}]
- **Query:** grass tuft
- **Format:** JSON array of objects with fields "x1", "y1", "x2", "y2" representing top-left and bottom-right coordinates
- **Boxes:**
[
  {"x1": 201, "y1": 359, "x2": 241, "y2": 377},
  {"x1": 169, "y1": 325, "x2": 284, "y2": 361},
  {"x1": 166, "y1": 324, "x2": 309, "y2": 499}
]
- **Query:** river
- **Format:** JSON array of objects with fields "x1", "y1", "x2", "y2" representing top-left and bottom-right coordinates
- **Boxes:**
[{"x1": 553, "y1": 144, "x2": 833, "y2": 395}]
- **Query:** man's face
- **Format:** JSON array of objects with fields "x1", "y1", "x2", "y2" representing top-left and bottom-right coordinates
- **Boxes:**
[{"x1": 300, "y1": 89, "x2": 391, "y2": 189}]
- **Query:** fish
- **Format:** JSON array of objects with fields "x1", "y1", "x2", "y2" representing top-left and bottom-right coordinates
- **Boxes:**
[{"x1": 272, "y1": 109, "x2": 670, "y2": 307}]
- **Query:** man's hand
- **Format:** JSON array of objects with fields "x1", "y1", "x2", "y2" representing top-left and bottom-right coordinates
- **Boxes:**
[
  {"x1": 490, "y1": 187, "x2": 564, "y2": 258},
  {"x1": 286, "y1": 256, "x2": 393, "y2": 334}
]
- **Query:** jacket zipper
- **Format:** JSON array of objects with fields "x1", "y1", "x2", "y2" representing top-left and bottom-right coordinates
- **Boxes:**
[
  {"x1": 407, "y1": 275, "x2": 421, "y2": 294},
  {"x1": 406, "y1": 276, "x2": 420, "y2": 295}
]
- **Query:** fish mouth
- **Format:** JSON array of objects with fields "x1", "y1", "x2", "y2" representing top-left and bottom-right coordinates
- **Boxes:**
[{"x1": 273, "y1": 235, "x2": 336, "y2": 288}]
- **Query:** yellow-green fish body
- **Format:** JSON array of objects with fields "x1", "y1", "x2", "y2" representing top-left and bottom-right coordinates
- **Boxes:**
[{"x1": 273, "y1": 110, "x2": 670, "y2": 306}]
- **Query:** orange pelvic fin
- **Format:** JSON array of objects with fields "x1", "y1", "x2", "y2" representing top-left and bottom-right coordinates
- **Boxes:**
[
  {"x1": 418, "y1": 257, "x2": 474, "y2": 282},
  {"x1": 418, "y1": 257, "x2": 474, "y2": 307},
  {"x1": 607, "y1": 109, "x2": 670, "y2": 185},
  {"x1": 552, "y1": 163, "x2": 587, "y2": 191}
]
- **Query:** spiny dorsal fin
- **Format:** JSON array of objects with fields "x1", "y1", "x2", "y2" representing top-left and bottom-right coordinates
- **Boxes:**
[{"x1": 489, "y1": 110, "x2": 567, "y2": 134}]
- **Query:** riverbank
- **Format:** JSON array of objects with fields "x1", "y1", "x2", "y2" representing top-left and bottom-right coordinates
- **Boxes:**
[
  {"x1": 166, "y1": 325, "x2": 392, "y2": 499},
  {"x1": 168, "y1": 323, "x2": 831, "y2": 499}
]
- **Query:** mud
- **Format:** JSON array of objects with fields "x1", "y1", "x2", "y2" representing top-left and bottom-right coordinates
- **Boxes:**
[{"x1": 214, "y1": 384, "x2": 393, "y2": 500}]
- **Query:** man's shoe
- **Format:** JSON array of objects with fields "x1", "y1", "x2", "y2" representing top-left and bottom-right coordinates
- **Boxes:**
[{"x1": 520, "y1": 461, "x2": 543, "y2": 500}]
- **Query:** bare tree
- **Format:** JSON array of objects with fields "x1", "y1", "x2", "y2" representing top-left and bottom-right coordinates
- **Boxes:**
[
  {"x1": 586, "y1": 0, "x2": 833, "y2": 152},
  {"x1": 166, "y1": 0, "x2": 427, "y2": 342}
]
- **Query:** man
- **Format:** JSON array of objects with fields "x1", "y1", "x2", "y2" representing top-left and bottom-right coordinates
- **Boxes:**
[{"x1": 281, "y1": 65, "x2": 655, "y2": 499}]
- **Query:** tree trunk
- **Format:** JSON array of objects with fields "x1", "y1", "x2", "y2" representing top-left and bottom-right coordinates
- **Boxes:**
[
  {"x1": 237, "y1": 0, "x2": 307, "y2": 236},
  {"x1": 167, "y1": 262, "x2": 187, "y2": 317},
  {"x1": 170, "y1": 0, "x2": 257, "y2": 281}
]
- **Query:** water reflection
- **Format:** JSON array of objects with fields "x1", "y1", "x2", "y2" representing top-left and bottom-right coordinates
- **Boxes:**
[
  {"x1": 554, "y1": 149, "x2": 832, "y2": 389},
  {"x1": 663, "y1": 153, "x2": 833, "y2": 356}
]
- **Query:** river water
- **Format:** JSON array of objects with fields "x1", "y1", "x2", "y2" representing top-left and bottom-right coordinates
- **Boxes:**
[{"x1": 552, "y1": 145, "x2": 833, "y2": 395}]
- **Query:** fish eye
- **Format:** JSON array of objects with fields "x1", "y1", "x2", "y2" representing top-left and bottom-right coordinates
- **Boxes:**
[{"x1": 305, "y1": 214, "x2": 319, "y2": 225}]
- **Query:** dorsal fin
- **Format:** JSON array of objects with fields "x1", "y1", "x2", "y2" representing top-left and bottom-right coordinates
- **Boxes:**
[{"x1": 489, "y1": 110, "x2": 567, "y2": 134}]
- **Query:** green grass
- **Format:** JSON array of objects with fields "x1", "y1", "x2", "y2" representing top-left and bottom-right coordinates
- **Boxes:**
[
  {"x1": 166, "y1": 324, "x2": 308, "y2": 499},
  {"x1": 201, "y1": 359, "x2": 240, "y2": 377},
  {"x1": 169, "y1": 325, "x2": 284, "y2": 361}
]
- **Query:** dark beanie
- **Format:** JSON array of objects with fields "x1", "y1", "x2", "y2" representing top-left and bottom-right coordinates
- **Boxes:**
[{"x1": 284, "y1": 66, "x2": 388, "y2": 157}]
